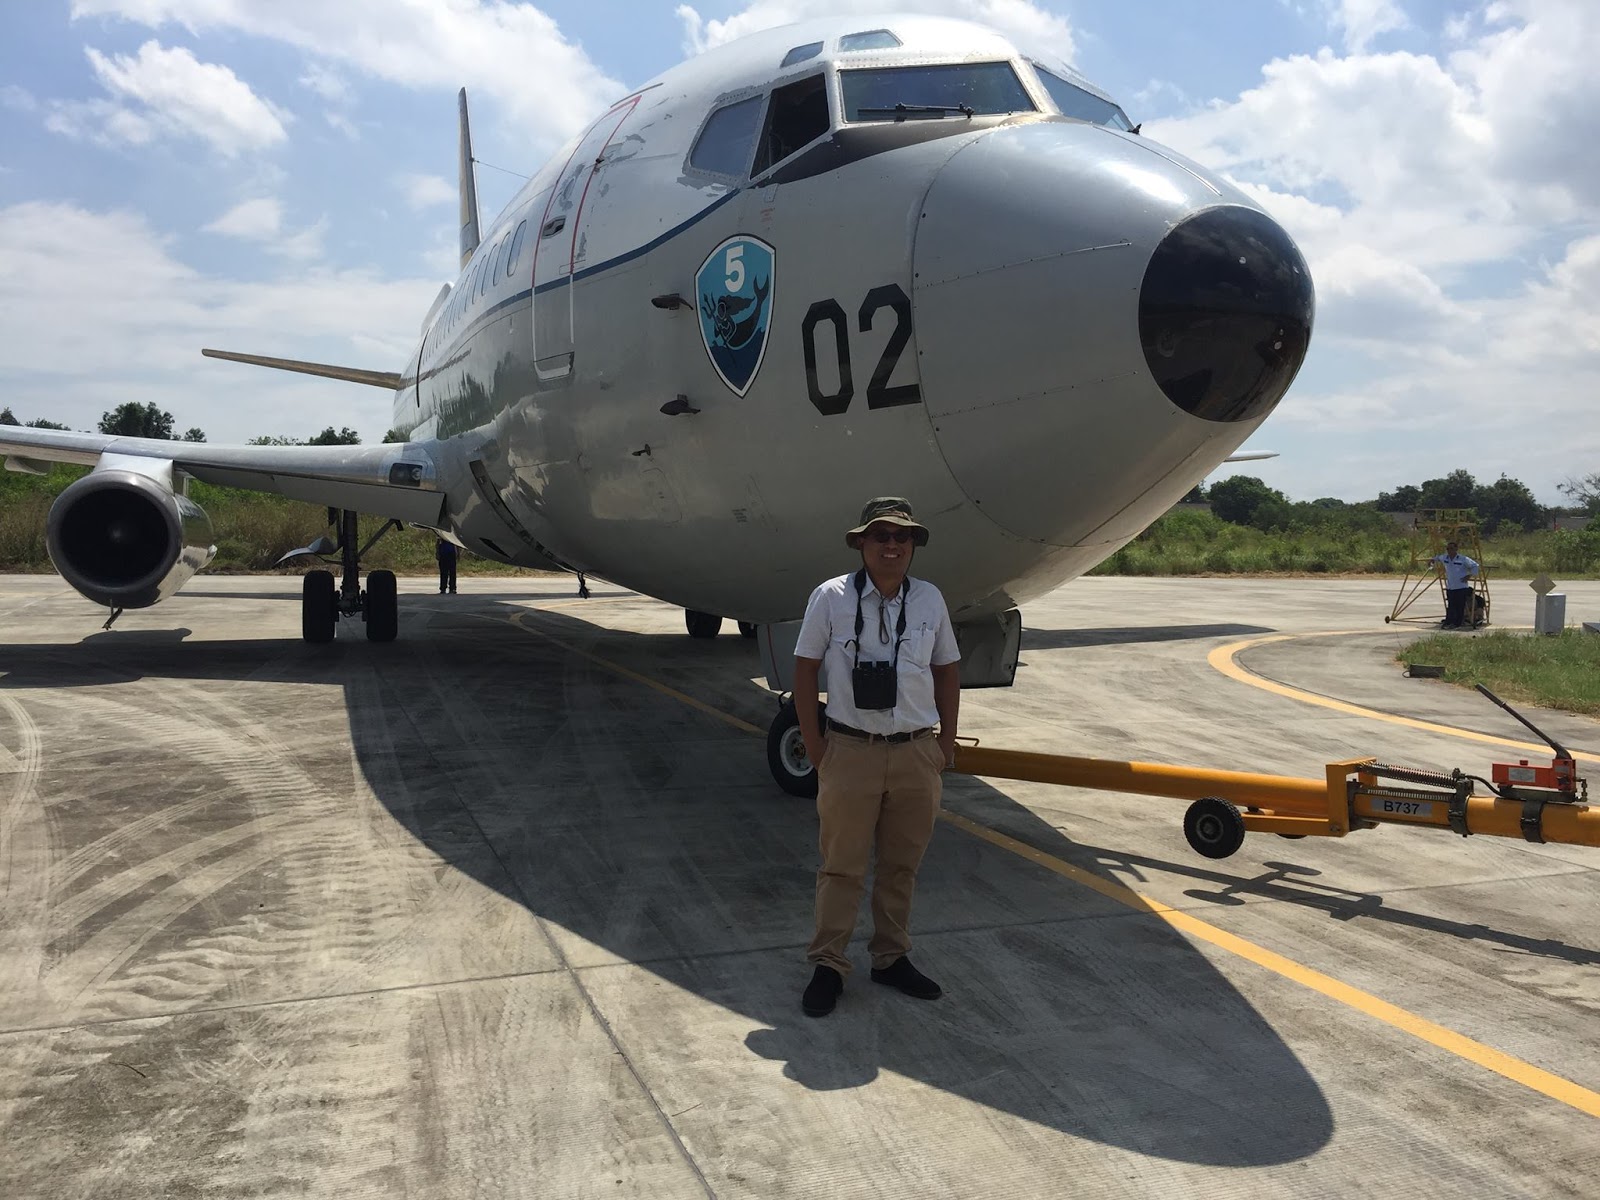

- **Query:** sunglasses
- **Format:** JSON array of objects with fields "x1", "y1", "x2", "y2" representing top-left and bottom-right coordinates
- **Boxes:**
[{"x1": 868, "y1": 529, "x2": 915, "y2": 544}]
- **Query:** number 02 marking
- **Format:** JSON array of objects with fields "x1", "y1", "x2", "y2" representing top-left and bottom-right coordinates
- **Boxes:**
[{"x1": 801, "y1": 283, "x2": 921, "y2": 415}]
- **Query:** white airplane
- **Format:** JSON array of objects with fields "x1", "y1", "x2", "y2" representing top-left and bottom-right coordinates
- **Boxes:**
[{"x1": 1, "y1": 13, "x2": 1312, "y2": 794}]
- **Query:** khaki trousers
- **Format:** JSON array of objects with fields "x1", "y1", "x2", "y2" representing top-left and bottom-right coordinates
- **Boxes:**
[{"x1": 807, "y1": 732, "x2": 943, "y2": 976}]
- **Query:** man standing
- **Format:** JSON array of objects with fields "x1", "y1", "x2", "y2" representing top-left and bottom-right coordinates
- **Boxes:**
[
  {"x1": 792, "y1": 498, "x2": 961, "y2": 1018},
  {"x1": 436, "y1": 536, "x2": 459, "y2": 595},
  {"x1": 1431, "y1": 540, "x2": 1479, "y2": 628}
]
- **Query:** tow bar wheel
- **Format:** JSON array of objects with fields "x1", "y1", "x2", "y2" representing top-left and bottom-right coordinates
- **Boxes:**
[{"x1": 1184, "y1": 796, "x2": 1247, "y2": 859}]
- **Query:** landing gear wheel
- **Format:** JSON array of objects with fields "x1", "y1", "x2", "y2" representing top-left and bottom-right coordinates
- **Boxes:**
[
  {"x1": 767, "y1": 699, "x2": 827, "y2": 798},
  {"x1": 685, "y1": 609, "x2": 723, "y2": 639},
  {"x1": 302, "y1": 570, "x2": 336, "y2": 643},
  {"x1": 737, "y1": 621, "x2": 758, "y2": 639},
  {"x1": 365, "y1": 569, "x2": 398, "y2": 643},
  {"x1": 1184, "y1": 796, "x2": 1246, "y2": 859}
]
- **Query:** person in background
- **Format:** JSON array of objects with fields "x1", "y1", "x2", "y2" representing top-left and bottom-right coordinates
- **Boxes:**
[
  {"x1": 1430, "y1": 540, "x2": 1479, "y2": 628},
  {"x1": 436, "y1": 536, "x2": 459, "y2": 595}
]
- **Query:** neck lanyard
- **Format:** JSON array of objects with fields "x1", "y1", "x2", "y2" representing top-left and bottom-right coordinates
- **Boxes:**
[{"x1": 851, "y1": 569, "x2": 909, "y2": 668}]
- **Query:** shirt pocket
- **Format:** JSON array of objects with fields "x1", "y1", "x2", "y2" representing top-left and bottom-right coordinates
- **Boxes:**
[{"x1": 899, "y1": 627, "x2": 934, "y2": 668}]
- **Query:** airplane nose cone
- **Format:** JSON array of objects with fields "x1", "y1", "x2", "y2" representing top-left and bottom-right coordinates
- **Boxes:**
[
  {"x1": 912, "y1": 121, "x2": 1315, "y2": 547},
  {"x1": 1139, "y1": 205, "x2": 1313, "y2": 422}
]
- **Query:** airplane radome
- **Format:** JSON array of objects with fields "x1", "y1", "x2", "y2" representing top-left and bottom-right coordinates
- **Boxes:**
[{"x1": 0, "y1": 14, "x2": 1313, "y2": 792}]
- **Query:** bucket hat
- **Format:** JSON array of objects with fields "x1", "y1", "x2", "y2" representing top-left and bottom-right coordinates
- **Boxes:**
[{"x1": 845, "y1": 497, "x2": 930, "y2": 549}]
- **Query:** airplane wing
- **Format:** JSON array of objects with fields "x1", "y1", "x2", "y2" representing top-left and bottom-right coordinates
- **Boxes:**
[
  {"x1": 0, "y1": 425, "x2": 445, "y2": 526},
  {"x1": 1223, "y1": 452, "x2": 1278, "y2": 463}
]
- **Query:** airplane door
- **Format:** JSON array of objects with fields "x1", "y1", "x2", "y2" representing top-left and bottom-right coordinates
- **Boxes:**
[{"x1": 530, "y1": 97, "x2": 641, "y2": 383}]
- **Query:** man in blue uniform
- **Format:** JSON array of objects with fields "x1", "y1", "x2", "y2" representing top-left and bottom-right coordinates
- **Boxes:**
[
  {"x1": 1431, "y1": 540, "x2": 1479, "y2": 628},
  {"x1": 436, "y1": 536, "x2": 459, "y2": 595}
]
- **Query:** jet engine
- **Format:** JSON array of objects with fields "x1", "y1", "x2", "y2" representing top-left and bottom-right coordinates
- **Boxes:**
[{"x1": 46, "y1": 459, "x2": 217, "y2": 609}]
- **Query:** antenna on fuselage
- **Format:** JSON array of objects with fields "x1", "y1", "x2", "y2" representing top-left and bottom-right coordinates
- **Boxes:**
[{"x1": 458, "y1": 87, "x2": 481, "y2": 269}]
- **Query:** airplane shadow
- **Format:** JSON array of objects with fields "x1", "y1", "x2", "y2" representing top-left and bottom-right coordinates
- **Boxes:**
[
  {"x1": 0, "y1": 601, "x2": 1371, "y2": 1167},
  {"x1": 1022, "y1": 622, "x2": 1275, "y2": 650}
]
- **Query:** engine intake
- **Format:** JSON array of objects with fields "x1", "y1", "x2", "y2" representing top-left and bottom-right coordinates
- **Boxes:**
[{"x1": 46, "y1": 464, "x2": 216, "y2": 609}]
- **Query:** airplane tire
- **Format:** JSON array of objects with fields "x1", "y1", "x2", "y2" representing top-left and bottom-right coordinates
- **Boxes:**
[
  {"x1": 302, "y1": 570, "x2": 336, "y2": 643},
  {"x1": 767, "y1": 699, "x2": 826, "y2": 798},
  {"x1": 365, "y1": 569, "x2": 398, "y2": 643},
  {"x1": 737, "y1": 621, "x2": 758, "y2": 639},
  {"x1": 685, "y1": 609, "x2": 723, "y2": 638},
  {"x1": 1184, "y1": 796, "x2": 1246, "y2": 859}
]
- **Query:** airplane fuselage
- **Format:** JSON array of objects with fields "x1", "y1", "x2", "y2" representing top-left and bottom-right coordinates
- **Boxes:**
[{"x1": 394, "y1": 15, "x2": 1313, "y2": 625}]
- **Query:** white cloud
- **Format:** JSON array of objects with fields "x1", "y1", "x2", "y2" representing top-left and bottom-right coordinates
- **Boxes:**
[
  {"x1": 52, "y1": 39, "x2": 289, "y2": 156},
  {"x1": 202, "y1": 196, "x2": 325, "y2": 260},
  {"x1": 297, "y1": 63, "x2": 350, "y2": 104},
  {"x1": 396, "y1": 172, "x2": 455, "y2": 210},
  {"x1": 203, "y1": 196, "x2": 282, "y2": 239},
  {"x1": 0, "y1": 201, "x2": 428, "y2": 441},
  {"x1": 675, "y1": 0, "x2": 1075, "y2": 61},
  {"x1": 1, "y1": 85, "x2": 39, "y2": 114},
  {"x1": 1323, "y1": 0, "x2": 1408, "y2": 52},
  {"x1": 70, "y1": 0, "x2": 624, "y2": 146}
]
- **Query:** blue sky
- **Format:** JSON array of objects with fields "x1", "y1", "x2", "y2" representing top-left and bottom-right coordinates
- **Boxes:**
[{"x1": 0, "y1": 1, "x2": 1594, "y2": 503}]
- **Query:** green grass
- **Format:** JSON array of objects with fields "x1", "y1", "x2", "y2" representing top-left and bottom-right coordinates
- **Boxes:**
[
  {"x1": 1399, "y1": 629, "x2": 1600, "y2": 716},
  {"x1": 1088, "y1": 509, "x2": 1600, "y2": 578}
]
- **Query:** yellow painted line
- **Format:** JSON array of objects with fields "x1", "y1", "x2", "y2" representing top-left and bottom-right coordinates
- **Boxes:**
[
  {"x1": 504, "y1": 611, "x2": 1600, "y2": 1119},
  {"x1": 508, "y1": 610, "x2": 764, "y2": 735},
  {"x1": 941, "y1": 810, "x2": 1600, "y2": 1119},
  {"x1": 1210, "y1": 633, "x2": 1600, "y2": 765}
]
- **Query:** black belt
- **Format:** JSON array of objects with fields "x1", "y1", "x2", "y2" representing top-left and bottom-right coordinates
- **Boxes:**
[{"x1": 827, "y1": 719, "x2": 933, "y2": 745}]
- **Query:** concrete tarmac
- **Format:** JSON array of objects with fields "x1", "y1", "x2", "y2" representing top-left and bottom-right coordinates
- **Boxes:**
[{"x1": 1, "y1": 574, "x2": 1596, "y2": 1198}]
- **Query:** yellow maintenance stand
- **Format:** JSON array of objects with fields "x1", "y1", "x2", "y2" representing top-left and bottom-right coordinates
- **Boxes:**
[
  {"x1": 1385, "y1": 507, "x2": 1491, "y2": 627},
  {"x1": 952, "y1": 687, "x2": 1595, "y2": 859}
]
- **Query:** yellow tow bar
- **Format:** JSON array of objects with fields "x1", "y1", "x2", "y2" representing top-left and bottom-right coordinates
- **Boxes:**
[{"x1": 952, "y1": 746, "x2": 1600, "y2": 859}]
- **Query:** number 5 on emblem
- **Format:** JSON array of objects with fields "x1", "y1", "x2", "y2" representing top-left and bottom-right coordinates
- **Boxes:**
[{"x1": 725, "y1": 245, "x2": 745, "y2": 292}]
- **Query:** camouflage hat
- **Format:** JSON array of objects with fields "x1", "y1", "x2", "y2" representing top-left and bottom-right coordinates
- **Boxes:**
[{"x1": 845, "y1": 497, "x2": 930, "y2": 549}]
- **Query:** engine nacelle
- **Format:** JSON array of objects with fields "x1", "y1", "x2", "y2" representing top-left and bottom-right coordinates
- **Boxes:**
[{"x1": 46, "y1": 458, "x2": 216, "y2": 609}]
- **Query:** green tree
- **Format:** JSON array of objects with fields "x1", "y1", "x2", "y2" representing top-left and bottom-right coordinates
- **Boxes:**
[
  {"x1": 382, "y1": 428, "x2": 408, "y2": 444},
  {"x1": 1376, "y1": 484, "x2": 1420, "y2": 511},
  {"x1": 99, "y1": 402, "x2": 174, "y2": 439},
  {"x1": 1417, "y1": 469, "x2": 1477, "y2": 511},
  {"x1": 26, "y1": 418, "x2": 71, "y2": 430},
  {"x1": 182, "y1": 427, "x2": 207, "y2": 442},
  {"x1": 307, "y1": 425, "x2": 360, "y2": 445},
  {"x1": 1471, "y1": 474, "x2": 1543, "y2": 533},
  {"x1": 248, "y1": 434, "x2": 301, "y2": 446},
  {"x1": 1208, "y1": 475, "x2": 1286, "y2": 526},
  {"x1": 0, "y1": 407, "x2": 17, "y2": 425}
]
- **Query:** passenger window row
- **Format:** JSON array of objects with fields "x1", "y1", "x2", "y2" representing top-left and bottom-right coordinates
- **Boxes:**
[{"x1": 437, "y1": 218, "x2": 530, "y2": 338}]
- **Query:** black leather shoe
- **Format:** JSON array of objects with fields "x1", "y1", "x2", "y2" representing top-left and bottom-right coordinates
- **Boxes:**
[
  {"x1": 870, "y1": 956, "x2": 941, "y2": 1000},
  {"x1": 801, "y1": 965, "x2": 843, "y2": 1017}
]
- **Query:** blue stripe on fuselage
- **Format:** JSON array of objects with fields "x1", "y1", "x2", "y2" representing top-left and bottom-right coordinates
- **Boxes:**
[{"x1": 425, "y1": 187, "x2": 743, "y2": 364}]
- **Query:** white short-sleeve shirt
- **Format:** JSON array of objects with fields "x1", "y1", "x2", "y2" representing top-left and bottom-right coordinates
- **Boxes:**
[
  {"x1": 1431, "y1": 552, "x2": 1479, "y2": 589},
  {"x1": 794, "y1": 572, "x2": 960, "y2": 734}
]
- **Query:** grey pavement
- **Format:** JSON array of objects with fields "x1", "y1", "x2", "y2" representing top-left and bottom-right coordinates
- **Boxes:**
[{"x1": 0, "y1": 573, "x2": 1596, "y2": 1198}]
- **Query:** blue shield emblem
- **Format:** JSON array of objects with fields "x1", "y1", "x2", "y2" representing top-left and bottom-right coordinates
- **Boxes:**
[{"x1": 696, "y1": 235, "x2": 775, "y2": 396}]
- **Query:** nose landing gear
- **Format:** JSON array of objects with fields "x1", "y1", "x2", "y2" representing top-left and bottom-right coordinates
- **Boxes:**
[{"x1": 300, "y1": 508, "x2": 402, "y2": 643}]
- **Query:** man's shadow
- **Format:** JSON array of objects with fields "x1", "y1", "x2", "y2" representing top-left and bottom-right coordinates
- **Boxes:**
[{"x1": 0, "y1": 599, "x2": 1360, "y2": 1167}]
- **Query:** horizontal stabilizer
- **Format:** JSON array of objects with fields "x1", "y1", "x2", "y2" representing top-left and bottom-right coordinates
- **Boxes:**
[
  {"x1": 202, "y1": 348, "x2": 403, "y2": 391},
  {"x1": 1223, "y1": 452, "x2": 1278, "y2": 463}
]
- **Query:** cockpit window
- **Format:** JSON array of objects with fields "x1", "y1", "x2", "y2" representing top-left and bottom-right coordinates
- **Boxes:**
[
  {"x1": 690, "y1": 95, "x2": 764, "y2": 177},
  {"x1": 780, "y1": 41, "x2": 823, "y2": 68},
  {"x1": 752, "y1": 73, "x2": 829, "y2": 176},
  {"x1": 838, "y1": 29, "x2": 901, "y2": 52},
  {"x1": 841, "y1": 63, "x2": 1035, "y2": 122},
  {"x1": 1033, "y1": 65, "x2": 1134, "y2": 131}
]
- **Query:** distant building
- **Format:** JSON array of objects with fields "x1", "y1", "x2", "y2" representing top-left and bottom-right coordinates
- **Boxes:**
[{"x1": 1554, "y1": 515, "x2": 1592, "y2": 532}]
